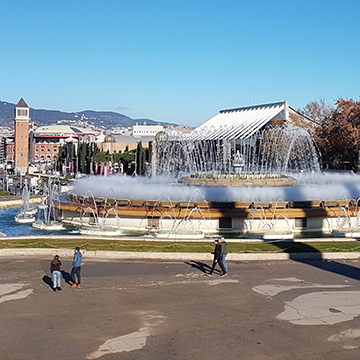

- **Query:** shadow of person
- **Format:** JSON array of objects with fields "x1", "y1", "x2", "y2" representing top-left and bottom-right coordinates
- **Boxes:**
[
  {"x1": 185, "y1": 261, "x2": 214, "y2": 274},
  {"x1": 42, "y1": 275, "x2": 53, "y2": 289},
  {"x1": 61, "y1": 270, "x2": 72, "y2": 284}
]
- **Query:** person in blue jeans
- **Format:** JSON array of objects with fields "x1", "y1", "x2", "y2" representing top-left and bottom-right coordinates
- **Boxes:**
[
  {"x1": 220, "y1": 237, "x2": 228, "y2": 273},
  {"x1": 71, "y1": 247, "x2": 82, "y2": 288},
  {"x1": 206, "y1": 239, "x2": 227, "y2": 276},
  {"x1": 50, "y1": 255, "x2": 62, "y2": 291}
]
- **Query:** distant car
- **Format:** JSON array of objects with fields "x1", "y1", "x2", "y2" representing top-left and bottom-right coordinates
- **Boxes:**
[{"x1": 13, "y1": 176, "x2": 19, "y2": 180}]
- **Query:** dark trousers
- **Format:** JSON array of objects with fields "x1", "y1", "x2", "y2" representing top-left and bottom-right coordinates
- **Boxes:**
[
  {"x1": 209, "y1": 257, "x2": 226, "y2": 275},
  {"x1": 71, "y1": 266, "x2": 81, "y2": 285}
]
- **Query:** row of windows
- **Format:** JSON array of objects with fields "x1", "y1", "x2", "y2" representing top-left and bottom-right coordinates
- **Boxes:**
[
  {"x1": 17, "y1": 109, "x2": 28, "y2": 117},
  {"x1": 220, "y1": 218, "x2": 308, "y2": 229},
  {"x1": 147, "y1": 218, "x2": 309, "y2": 230},
  {"x1": 34, "y1": 154, "x2": 56, "y2": 161},
  {"x1": 35, "y1": 148, "x2": 58, "y2": 152}
]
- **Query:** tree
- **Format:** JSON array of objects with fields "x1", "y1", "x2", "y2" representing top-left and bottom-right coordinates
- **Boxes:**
[
  {"x1": 136, "y1": 142, "x2": 148, "y2": 175},
  {"x1": 297, "y1": 98, "x2": 334, "y2": 124},
  {"x1": 314, "y1": 98, "x2": 360, "y2": 170}
]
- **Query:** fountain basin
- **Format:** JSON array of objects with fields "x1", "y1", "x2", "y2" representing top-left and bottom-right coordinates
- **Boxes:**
[
  {"x1": 14, "y1": 212, "x2": 36, "y2": 224},
  {"x1": 79, "y1": 225, "x2": 123, "y2": 236},
  {"x1": 331, "y1": 229, "x2": 360, "y2": 238},
  {"x1": 32, "y1": 221, "x2": 64, "y2": 231},
  {"x1": 243, "y1": 230, "x2": 294, "y2": 240},
  {"x1": 56, "y1": 196, "x2": 347, "y2": 236},
  {"x1": 155, "y1": 230, "x2": 205, "y2": 240},
  {"x1": 182, "y1": 173, "x2": 297, "y2": 187}
]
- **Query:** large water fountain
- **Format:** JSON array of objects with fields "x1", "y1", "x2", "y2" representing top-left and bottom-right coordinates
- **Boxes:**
[
  {"x1": 52, "y1": 125, "x2": 360, "y2": 238},
  {"x1": 14, "y1": 180, "x2": 38, "y2": 224},
  {"x1": 32, "y1": 177, "x2": 64, "y2": 231}
]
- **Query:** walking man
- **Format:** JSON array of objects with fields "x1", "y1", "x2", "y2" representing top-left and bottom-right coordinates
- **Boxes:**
[
  {"x1": 220, "y1": 237, "x2": 228, "y2": 274},
  {"x1": 70, "y1": 247, "x2": 82, "y2": 288},
  {"x1": 206, "y1": 239, "x2": 227, "y2": 277}
]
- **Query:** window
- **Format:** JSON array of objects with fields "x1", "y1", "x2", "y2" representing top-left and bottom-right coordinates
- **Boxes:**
[
  {"x1": 295, "y1": 218, "x2": 307, "y2": 229},
  {"x1": 147, "y1": 218, "x2": 159, "y2": 228},
  {"x1": 17, "y1": 109, "x2": 28, "y2": 117},
  {"x1": 219, "y1": 217, "x2": 232, "y2": 229}
]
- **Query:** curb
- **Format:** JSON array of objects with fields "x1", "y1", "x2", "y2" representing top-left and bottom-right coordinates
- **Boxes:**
[{"x1": 0, "y1": 248, "x2": 360, "y2": 262}]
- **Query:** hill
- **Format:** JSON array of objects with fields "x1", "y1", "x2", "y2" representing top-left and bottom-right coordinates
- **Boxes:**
[{"x1": 0, "y1": 100, "x2": 172, "y2": 129}]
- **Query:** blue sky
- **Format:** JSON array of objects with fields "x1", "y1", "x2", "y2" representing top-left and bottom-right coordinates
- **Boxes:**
[{"x1": 1, "y1": 0, "x2": 359, "y2": 127}]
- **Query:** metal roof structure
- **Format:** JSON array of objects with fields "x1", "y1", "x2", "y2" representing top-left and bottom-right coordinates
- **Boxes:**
[
  {"x1": 188, "y1": 101, "x2": 288, "y2": 140},
  {"x1": 34, "y1": 124, "x2": 97, "y2": 137}
]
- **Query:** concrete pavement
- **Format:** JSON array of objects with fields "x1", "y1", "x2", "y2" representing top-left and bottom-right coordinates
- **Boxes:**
[{"x1": 2, "y1": 257, "x2": 360, "y2": 359}]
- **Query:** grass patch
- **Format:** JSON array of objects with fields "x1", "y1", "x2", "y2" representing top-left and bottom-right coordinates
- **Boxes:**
[{"x1": 1, "y1": 238, "x2": 360, "y2": 253}]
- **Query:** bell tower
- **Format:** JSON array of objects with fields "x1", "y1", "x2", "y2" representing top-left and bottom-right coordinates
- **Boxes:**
[{"x1": 14, "y1": 98, "x2": 30, "y2": 172}]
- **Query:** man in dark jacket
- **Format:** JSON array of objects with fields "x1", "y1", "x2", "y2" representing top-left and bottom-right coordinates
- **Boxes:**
[
  {"x1": 206, "y1": 239, "x2": 227, "y2": 277},
  {"x1": 220, "y1": 237, "x2": 228, "y2": 273}
]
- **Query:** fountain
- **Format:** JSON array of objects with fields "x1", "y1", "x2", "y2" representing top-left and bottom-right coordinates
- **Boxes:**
[
  {"x1": 243, "y1": 200, "x2": 294, "y2": 240},
  {"x1": 72, "y1": 189, "x2": 123, "y2": 236},
  {"x1": 51, "y1": 125, "x2": 360, "y2": 239},
  {"x1": 14, "y1": 180, "x2": 37, "y2": 224},
  {"x1": 32, "y1": 177, "x2": 64, "y2": 231},
  {"x1": 331, "y1": 198, "x2": 360, "y2": 237},
  {"x1": 154, "y1": 126, "x2": 320, "y2": 181},
  {"x1": 152, "y1": 192, "x2": 210, "y2": 239}
]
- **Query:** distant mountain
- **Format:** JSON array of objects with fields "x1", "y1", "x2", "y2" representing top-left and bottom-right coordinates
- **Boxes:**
[{"x1": 0, "y1": 100, "x2": 172, "y2": 129}]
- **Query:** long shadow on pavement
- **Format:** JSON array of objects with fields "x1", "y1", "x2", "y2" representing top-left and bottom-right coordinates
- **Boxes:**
[
  {"x1": 272, "y1": 241, "x2": 360, "y2": 281},
  {"x1": 61, "y1": 270, "x2": 72, "y2": 285},
  {"x1": 185, "y1": 261, "x2": 222, "y2": 275},
  {"x1": 42, "y1": 275, "x2": 53, "y2": 290}
]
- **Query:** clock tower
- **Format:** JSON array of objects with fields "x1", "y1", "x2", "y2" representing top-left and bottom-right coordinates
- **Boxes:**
[{"x1": 14, "y1": 98, "x2": 30, "y2": 171}]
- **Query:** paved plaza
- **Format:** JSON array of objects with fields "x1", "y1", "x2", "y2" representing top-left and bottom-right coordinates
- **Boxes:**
[{"x1": 1, "y1": 256, "x2": 360, "y2": 359}]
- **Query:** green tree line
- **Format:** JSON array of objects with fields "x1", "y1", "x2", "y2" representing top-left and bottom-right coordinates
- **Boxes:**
[{"x1": 56, "y1": 142, "x2": 149, "y2": 176}]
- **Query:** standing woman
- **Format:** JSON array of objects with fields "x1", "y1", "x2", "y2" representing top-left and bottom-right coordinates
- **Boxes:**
[{"x1": 50, "y1": 255, "x2": 62, "y2": 291}]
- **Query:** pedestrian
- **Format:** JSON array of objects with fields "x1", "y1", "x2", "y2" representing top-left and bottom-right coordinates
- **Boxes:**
[
  {"x1": 206, "y1": 239, "x2": 227, "y2": 277},
  {"x1": 220, "y1": 237, "x2": 228, "y2": 273},
  {"x1": 70, "y1": 246, "x2": 82, "y2": 288},
  {"x1": 50, "y1": 255, "x2": 62, "y2": 291}
]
